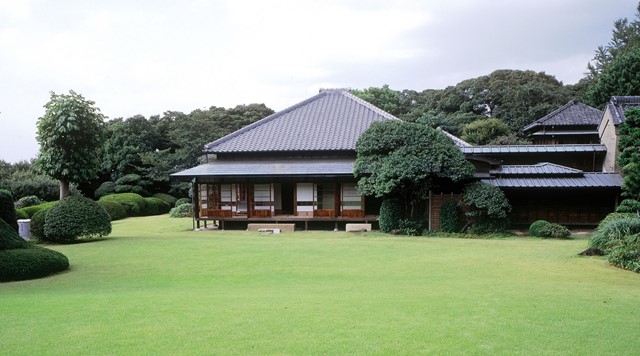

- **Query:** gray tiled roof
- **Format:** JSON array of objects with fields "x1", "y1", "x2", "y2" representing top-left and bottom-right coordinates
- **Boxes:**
[
  {"x1": 170, "y1": 158, "x2": 355, "y2": 179},
  {"x1": 523, "y1": 100, "x2": 603, "y2": 132},
  {"x1": 606, "y1": 96, "x2": 640, "y2": 125},
  {"x1": 490, "y1": 162, "x2": 583, "y2": 175},
  {"x1": 460, "y1": 144, "x2": 607, "y2": 154},
  {"x1": 481, "y1": 173, "x2": 623, "y2": 188},
  {"x1": 437, "y1": 127, "x2": 471, "y2": 147},
  {"x1": 203, "y1": 89, "x2": 399, "y2": 153}
]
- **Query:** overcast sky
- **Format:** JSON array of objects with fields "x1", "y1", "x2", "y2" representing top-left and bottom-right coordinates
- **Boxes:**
[{"x1": 0, "y1": 0, "x2": 637, "y2": 163}]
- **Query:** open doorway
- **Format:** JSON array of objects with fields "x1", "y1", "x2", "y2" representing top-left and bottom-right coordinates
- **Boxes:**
[{"x1": 280, "y1": 183, "x2": 295, "y2": 215}]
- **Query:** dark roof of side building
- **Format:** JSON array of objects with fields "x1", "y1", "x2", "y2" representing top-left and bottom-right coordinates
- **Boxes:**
[
  {"x1": 482, "y1": 173, "x2": 623, "y2": 188},
  {"x1": 203, "y1": 89, "x2": 399, "y2": 154},
  {"x1": 460, "y1": 144, "x2": 607, "y2": 154},
  {"x1": 606, "y1": 96, "x2": 640, "y2": 125},
  {"x1": 523, "y1": 100, "x2": 603, "y2": 132},
  {"x1": 490, "y1": 162, "x2": 583, "y2": 176}
]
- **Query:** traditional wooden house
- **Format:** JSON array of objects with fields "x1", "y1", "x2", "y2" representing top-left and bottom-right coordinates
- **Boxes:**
[
  {"x1": 171, "y1": 89, "x2": 395, "y2": 229},
  {"x1": 522, "y1": 100, "x2": 603, "y2": 144},
  {"x1": 598, "y1": 96, "x2": 640, "y2": 173}
]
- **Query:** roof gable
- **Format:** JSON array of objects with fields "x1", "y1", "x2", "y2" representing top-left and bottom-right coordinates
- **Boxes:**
[
  {"x1": 606, "y1": 96, "x2": 640, "y2": 126},
  {"x1": 523, "y1": 100, "x2": 603, "y2": 132},
  {"x1": 204, "y1": 89, "x2": 399, "y2": 153}
]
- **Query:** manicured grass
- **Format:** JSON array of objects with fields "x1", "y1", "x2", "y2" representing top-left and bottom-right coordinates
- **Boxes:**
[{"x1": 2, "y1": 216, "x2": 640, "y2": 354}]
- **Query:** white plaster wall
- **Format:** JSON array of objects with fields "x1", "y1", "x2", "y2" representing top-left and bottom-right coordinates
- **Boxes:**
[{"x1": 297, "y1": 183, "x2": 313, "y2": 212}]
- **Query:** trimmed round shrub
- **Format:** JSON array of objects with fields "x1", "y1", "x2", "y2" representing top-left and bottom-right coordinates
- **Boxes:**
[
  {"x1": 529, "y1": 220, "x2": 570, "y2": 238},
  {"x1": 142, "y1": 197, "x2": 170, "y2": 216},
  {"x1": 97, "y1": 200, "x2": 127, "y2": 221},
  {"x1": 0, "y1": 246, "x2": 70, "y2": 282},
  {"x1": 440, "y1": 200, "x2": 460, "y2": 233},
  {"x1": 94, "y1": 181, "x2": 116, "y2": 199},
  {"x1": 15, "y1": 209, "x2": 29, "y2": 220},
  {"x1": 22, "y1": 201, "x2": 58, "y2": 218},
  {"x1": 0, "y1": 189, "x2": 18, "y2": 232},
  {"x1": 131, "y1": 185, "x2": 151, "y2": 197},
  {"x1": 115, "y1": 174, "x2": 142, "y2": 185},
  {"x1": 99, "y1": 193, "x2": 146, "y2": 217},
  {"x1": 170, "y1": 203, "x2": 193, "y2": 218},
  {"x1": 175, "y1": 198, "x2": 191, "y2": 207},
  {"x1": 379, "y1": 198, "x2": 404, "y2": 233},
  {"x1": 43, "y1": 196, "x2": 112, "y2": 243},
  {"x1": 153, "y1": 193, "x2": 177, "y2": 208},
  {"x1": 30, "y1": 209, "x2": 49, "y2": 241},
  {"x1": 14, "y1": 195, "x2": 43, "y2": 209}
]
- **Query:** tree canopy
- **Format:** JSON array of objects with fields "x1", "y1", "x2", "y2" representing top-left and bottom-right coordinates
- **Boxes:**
[
  {"x1": 586, "y1": 47, "x2": 640, "y2": 108},
  {"x1": 35, "y1": 91, "x2": 106, "y2": 199},
  {"x1": 354, "y1": 120, "x2": 475, "y2": 213}
]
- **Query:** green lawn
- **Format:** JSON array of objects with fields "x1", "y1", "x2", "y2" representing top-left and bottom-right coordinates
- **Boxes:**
[{"x1": 2, "y1": 216, "x2": 640, "y2": 355}]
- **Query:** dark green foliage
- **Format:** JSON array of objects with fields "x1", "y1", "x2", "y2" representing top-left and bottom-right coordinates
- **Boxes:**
[
  {"x1": 528, "y1": 220, "x2": 571, "y2": 238},
  {"x1": 2, "y1": 171, "x2": 78, "y2": 202},
  {"x1": 43, "y1": 196, "x2": 111, "y2": 243},
  {"x1": 15, "y1": 209, "x2": 28, "y2": 220},
  {"x1": 153, "y1": 193, "x2": 177, "y2": 207},
  {"x1": 0, "y1": 189, "x2": 18, "y2": 232},
  {"x1": 586, "y1": 48, "x2": 640, "y2": 108},
  {"x1": 35, "y1": 90, "x2": 106, "y2": 199},
  {"x1": 590, "y1": 214, "x2": 640, "y2": 252},
  {"x1": 379, "y1": 198, "x2": 405, "y2": 233},
  {"x1": 398, "y1": 219, "x2": 427, "y2": 236},
  {"x1": 462, "y1": 182, "x2": 511, "y2": 233},
  {"x1": 141, "y1": 197, "x2": 171, "y2": 216},
  {"x1": 617, "y1": 199, "x2": 640, "y2": 213},
  {"x1": 22, "y1": 201, "x2": 58, "y2": 218},
  {"x1": 131, "y1": 185, "x2": 151, "y2": 197},
  {"x1": 355, "y1": 121, "x2": 474, "y2": 214},
  {"x1": 94, "y1": 181, "x2": 116, "y2": 199},
  {"x1": 0, "y1": 218, "x2": 29, "y2": 250},
  {"x1": 97, "y1": 200, "x2": 127, "y2": 221},
  {"x1": 98, "y1": 193, "x2": 146, "y2": 217},
  {"x1": 114, "y1": 184, "x2": 133, "y2": 193},
  {"x1": 440, "y1": 200, "x2": 460, "y2": 233},
  {"x1": 30, "y1": 209, "x2": 49, "y2": 240},
  {"x1": 175, "y1": 197, "x2": 191, "y2": 207},
  {"x1": 461, "y1": 118, "x2": 511, "y2": 145},
  {"x1": 114, "y1": 174, "x2": 142, "y2": 185},
  {"x1": 169, "y1": 203, "x2": 192, "y2": 218},
  {"x1": 0, "y1": 245, "x2": 69, "y2": 282},
  {"x1": 14, "y1": 195, "x2": 43, "y2": 209},
  {"x1": 607, "y1": 234, "x2": 640, "y2": 272}
]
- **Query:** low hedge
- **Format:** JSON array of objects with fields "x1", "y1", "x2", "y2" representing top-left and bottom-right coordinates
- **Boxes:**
[
  {"x1": 14, "y1": 195, "x2": 43, "y2": 209},
  {"x1": 142, "y1": 197, "x2": 171, "y2": 216},
  {"x1": 153, "y1": 193, "x2": 177, "y2": 208},
  {"x1": 15, "y1": 209, "x2": 29, "y2": 220},
  {"x1": 97, "y1": 200, "x2": 127, "y2": 221},
  {"x1": 22, "y1": 201, "x2": 58, "y2": 218},
  {"x1": 99, "y1": 193, "x2": 146, "y2": 217}
]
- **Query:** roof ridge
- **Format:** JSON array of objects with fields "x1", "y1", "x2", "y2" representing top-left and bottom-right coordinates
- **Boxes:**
[
  {"x1": 339, "y1": 90, "x2": 400, "y2": 121},
  {"x1": 204, "y1": 91, "x2": 330, "y2": 151}
]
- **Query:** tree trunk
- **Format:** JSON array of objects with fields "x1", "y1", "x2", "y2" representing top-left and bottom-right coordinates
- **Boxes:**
[{"x1": 59, "y1": 180, "x2": 70, "y2": 200}]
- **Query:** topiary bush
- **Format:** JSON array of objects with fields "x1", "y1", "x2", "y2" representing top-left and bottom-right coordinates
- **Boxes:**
[
  {"x1": 462, "y1": 182, "x2": 511, "y2": 234},
  {"x1": 175, "y1": 198, "x2": 191, "y2": 207},
  {"x1": 97, "y1": 200, "x2": 127, "y2": 221},
  {"x1": 528, "y1": 220, "x2": 571, "y2": 238},
  {"x1": 94, "y1": 181, "x2": 116, "y2": 199},
  {"x1": 14, "y1": 195, "x2": 43, "y2": 209},
  {"x1": 153, "y1": 193, "x2": 177, "y2": 208},
  {"x1": 114, "y1": 174, "x2": 142, "y2": 186},
  {"x1": 379, "y1": 198, "x2": 404, "y2": 233},
  {"x1": 98, "y1": 193, "x2": 146, "y2": 217},
  {"x1": 0, "y1": 189, "x2": 18, "y2": 233},
  {"x1": 616, "y1": 199, "x2": 640, "y2": 214},
  {"x1": 22, "y1": 201, "x2": 58, "y2": 218},
  {"x1": 43, "y1": 196, "x2": 112, "y2": 243},
  {"x1": 170, "y1": 203, "x2": 193, "y2": 218},
  {"x1": 0, "y1": 218, "x2": 69, "y2": 282},
  {"x1": 440, "y1": 200, "x2": 460, "y2": 233}
]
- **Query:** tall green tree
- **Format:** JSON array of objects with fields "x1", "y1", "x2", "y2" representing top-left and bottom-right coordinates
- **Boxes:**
[
  {"x1": 352, "y1": 84, "x2": 409, "y2": 117},
  {"x1": 586, "y1": 47, "x2": 640, "y2": 108},
  {"x1": 618, "y1": 108, "x2": 640, "y2": 202},
  {"x1": 461, "y1": 118, "x2": 511, "y2": 145},
  {"x1": 354, "y1": 121, "x2": 475, "y2": 216},
  {"x1": 35, "y1": 91, "x2": 106, "y2": 199}
]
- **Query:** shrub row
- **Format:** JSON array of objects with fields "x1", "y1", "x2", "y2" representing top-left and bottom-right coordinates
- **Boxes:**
[{"x1": 98, "y1": 192, "x2": 177, "y2": 220}]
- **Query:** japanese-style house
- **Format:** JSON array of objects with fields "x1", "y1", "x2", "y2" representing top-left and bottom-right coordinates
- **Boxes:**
[
  {"x1": 522, "y1": 100, "x2": 603, "y2": 144},
  {"x1": 598, "y1": 96, "x2": 640, "y2": 173},
  {"x1": 172, "y1": 89, "x2": 626, "y2": 231},
  {"x1": 171, "y1": 89, "x2": 396, "y2": 229}
]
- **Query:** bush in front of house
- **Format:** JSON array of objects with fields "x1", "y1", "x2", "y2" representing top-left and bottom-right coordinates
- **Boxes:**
[
  {"x1": 175, "y1": 198, "x2": 191, "y2": 207},
  {"x1": 153, "y1": 193, "x2": 177, "y2": 208},
  {"x1": 97, "y1": 200, "x2": 127, "y2": 221},
  {"x1": 379, "y1": 198, "x2": 405, "y2": 233},
  {"x1": 440, "y1": 200, "x2": 460, "y2": 233},
  {"x1": 42, "y1": 196, "x2": 112, "y2": 243},
  {"x1": 462, "y1": 182, "x2": 511, "y2": 234},
  {"x1": 590, "y1": 214, "x2": 640, "y2": 252},
  {"x1": 398, "y1": 218, "x2": 426, "y2": 236},
  {"x1": 607, "y1": 234, "x2": 640, "y2": 272},
  {"x1": 170, "y1": 203, "x2": 193, "y2": 218},
  {"x1": 528, "y1": 220, "x2": 571, "y2": 238},
  {"x1": 0, "y1": 189, "x2": 19, "y2": 233},
  {"x1": 14, "y1": 195, "x2": 43, "y2": 209},
  {"x1": 616, "y1": 199, "x2": 640, "y2": 214},
  {"x1": 99, "y1": 193, "x2": 146, "y2": 217}
]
